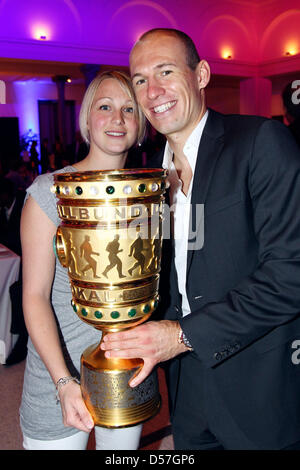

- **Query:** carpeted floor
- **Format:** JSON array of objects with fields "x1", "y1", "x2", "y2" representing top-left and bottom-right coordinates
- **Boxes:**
[{"x1": 0, "y1": 360, "x2": 174, "y2": 450}]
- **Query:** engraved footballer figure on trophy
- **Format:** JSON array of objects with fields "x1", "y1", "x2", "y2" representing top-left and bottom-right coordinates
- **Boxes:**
[
  {"x1": 102, "y1": 235, "x2": 126, "y2": 279},
  {"x1": 80, "y1": 235, "x2": 100, "y2": 278}
]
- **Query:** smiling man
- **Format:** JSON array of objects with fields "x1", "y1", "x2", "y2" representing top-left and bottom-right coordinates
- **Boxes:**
[
  {"x1": 101, "y1": 28, "x2": 300, "y2": 450},
  {"x1": 130, "y1": 31, "x2": 208, "y2": 146}
]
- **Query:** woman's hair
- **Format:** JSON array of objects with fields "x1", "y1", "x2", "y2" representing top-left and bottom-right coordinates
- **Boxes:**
[{"x1": 79, "y1": 70, "x2": 145, "y2": 145}]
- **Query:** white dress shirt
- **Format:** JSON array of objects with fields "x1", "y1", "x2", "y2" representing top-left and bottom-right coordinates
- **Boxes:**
[{"x1": 162, "y1": 111, "x2": 208, "y2": 317}]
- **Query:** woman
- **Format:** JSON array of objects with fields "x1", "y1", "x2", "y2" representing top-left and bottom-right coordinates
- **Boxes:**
[{"x1": 20, "y1": 71, "x2": 145, "y2": 450}]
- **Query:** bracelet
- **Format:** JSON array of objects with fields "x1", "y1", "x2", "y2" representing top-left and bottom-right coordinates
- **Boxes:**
[
  {"x1": 178, "y1": 327, "x2": 193, "y2": 351},
  {"x1": 55, "y1": 376, "x2": 80, "y2": 404}
]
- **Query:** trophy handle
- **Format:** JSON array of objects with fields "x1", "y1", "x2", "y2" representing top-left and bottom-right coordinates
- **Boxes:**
[{"x1": 53, "y1": 227, "x2": 68, "y2": 267}]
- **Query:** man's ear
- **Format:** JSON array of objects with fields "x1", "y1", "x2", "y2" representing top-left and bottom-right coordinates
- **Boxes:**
[{"x1": 196, "y1": 60, "x2": 211, "y2": 90}]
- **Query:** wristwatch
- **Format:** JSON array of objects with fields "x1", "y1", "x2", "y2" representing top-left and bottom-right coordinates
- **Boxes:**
[{"x1": 178, "y1": 328, "x2": 193, "y2": 351}]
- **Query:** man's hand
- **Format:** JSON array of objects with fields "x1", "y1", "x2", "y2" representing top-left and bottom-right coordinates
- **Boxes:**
[{"x1": 100, "y1": 320, "x2": 188, "y2": 386}]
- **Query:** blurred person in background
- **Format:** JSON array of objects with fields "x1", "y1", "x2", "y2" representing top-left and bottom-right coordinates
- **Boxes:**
[
  {"x1": 282, "y1": 80, "x2": 300, "y2": 147},
  {"x1": 0, "y1": 176, "x2": 27, "y2": 366}
]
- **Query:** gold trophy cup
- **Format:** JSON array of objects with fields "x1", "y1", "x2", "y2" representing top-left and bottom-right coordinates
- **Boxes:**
[{"x1": 53, "y1": 169, "x2": 167, "y2": 428}]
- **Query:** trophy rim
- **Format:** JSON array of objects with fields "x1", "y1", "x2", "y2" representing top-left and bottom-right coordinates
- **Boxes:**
[{"x1": 54, "y1": 168, "x2": 166, "y2": 182}]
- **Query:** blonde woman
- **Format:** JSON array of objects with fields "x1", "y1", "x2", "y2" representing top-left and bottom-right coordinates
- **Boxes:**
[{"x1": 20, "y1": 71, "x2": 145, "y2": 450}]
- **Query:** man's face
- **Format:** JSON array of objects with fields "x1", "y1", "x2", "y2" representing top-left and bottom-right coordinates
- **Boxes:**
[{"x1": 130, "y1": 32, "x2": 209, "y2": 143}]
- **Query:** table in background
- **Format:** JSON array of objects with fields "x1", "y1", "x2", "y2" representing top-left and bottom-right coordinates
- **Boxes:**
[{"x1": 0, "y1": 244, "x2": 20, "y2": 364}]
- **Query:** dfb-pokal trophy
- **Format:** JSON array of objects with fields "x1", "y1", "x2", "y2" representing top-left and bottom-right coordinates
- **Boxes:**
[{"x1": 52, "y1": 168, "x2": 167, "y2": 428}]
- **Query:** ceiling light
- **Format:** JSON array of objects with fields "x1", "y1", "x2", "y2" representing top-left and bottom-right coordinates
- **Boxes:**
[
  {"x1": 221, "y1": 48, "x2": 233, "y2": 60},
  {"x1": 285, "y1": 42, "x2": 298, "y2": 56}
]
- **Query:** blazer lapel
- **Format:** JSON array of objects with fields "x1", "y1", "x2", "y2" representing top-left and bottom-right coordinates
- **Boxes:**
[{"x1": 187, "y1": 109, "x2": 225, "y2": 274}]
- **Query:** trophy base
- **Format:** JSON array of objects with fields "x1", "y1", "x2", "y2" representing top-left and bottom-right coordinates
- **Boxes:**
[{"x1": 81, "y1": 342, "x2": 161, "y2": 428}]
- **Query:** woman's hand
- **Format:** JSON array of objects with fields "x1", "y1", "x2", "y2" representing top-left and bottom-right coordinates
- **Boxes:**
[{"x1": 58, "y1": 381, "x2": 94, "y2": 433}]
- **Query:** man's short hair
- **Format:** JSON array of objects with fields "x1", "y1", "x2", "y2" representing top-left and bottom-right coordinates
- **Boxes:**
[{"x1": 138, "y1": 28, "x2": 201, "y2": 70}]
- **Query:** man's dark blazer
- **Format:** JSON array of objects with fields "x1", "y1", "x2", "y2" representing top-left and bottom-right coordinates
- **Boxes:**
[{"x1": 147, "y1": 108, "x2": 300, "y2": 449}]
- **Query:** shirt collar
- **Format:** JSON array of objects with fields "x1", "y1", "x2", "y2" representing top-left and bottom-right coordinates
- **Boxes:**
[{"x1": 162, "y1": 109, "x2": 209, "y2": 174}]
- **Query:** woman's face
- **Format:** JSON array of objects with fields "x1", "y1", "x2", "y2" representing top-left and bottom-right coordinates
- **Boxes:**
[{"x1": 87, "y1": 78, "x2": 139, "y2": 158}]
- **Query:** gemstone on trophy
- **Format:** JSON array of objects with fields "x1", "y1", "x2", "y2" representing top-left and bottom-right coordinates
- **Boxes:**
[
  {"x1": 110, "y1": 311, "x2": 120, "y2": 319},
  {"x1": 123, "y1": 185, "x2": 132, "y2": 194},
  {"x1": 63, "y1": 186, "x2": 71, "y2": 195},
  {"x1": 89, "y1": 185, "x2": 99, "y2": 196},
  {"x1": 138, "y1": 183, "x2": 146, "y2": 193},
  {"x1": 151, "y1": 182, "x2": 159, "y2": 192},
  {"x1": 143, "y1": 304, "x2": 150, "y2": 313},
  {"x1": 75, "y1": 186, "x2": 83, "y2": 195},
  {"x1": 106, "y1": 185, "x2": 115, "y2": 194},
  {"x1": 128, "y1": 308, "x2": 137, "y2": 318}
]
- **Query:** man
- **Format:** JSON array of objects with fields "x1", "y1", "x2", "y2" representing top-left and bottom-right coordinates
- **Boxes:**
[
  {"x1": 101, "y1": 28, "x2": 300, "y2": 450},
  {"x1": 40, "y1": 138, "x2": 50, "y2": 173}
]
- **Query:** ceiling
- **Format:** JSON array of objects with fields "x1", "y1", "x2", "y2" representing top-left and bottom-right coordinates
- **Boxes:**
[{"x1": 0, "y1": 0, "x2": 298, "y2": 89}]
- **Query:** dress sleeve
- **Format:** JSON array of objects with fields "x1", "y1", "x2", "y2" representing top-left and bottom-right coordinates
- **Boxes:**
[{"x1": 25, "y1": 173, "x2": 59, "y2": 227}]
